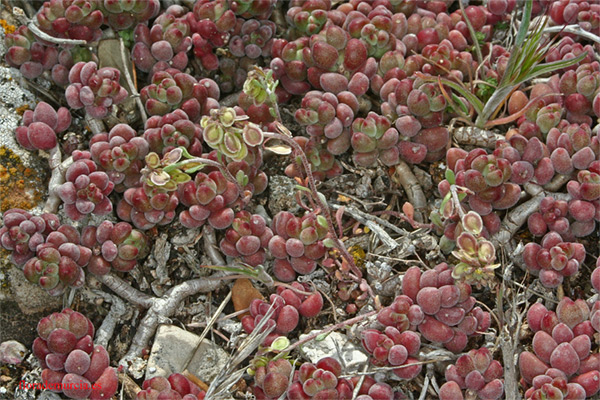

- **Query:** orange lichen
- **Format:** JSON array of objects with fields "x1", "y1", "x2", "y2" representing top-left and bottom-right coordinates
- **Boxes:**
[
  {"x1": 15, "y1": 105, "x2": 30, "y2": 115},
  {"x1": 0, "y1": 147, "x2": 45, "y2": 212},
  {"x1": 0, "y1": 20, "x2": 16, "y2": 34}
]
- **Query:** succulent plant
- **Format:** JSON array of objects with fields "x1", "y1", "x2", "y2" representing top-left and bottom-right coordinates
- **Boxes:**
[
  {"x1": 519, "y1": 297, "x2": 599, "y2": 398},
  {"x1": 177, "y1": 169, "x2": 240, "y2": 230},
  {"x1": 189, "y1": 0, "x2": 236, "y2": 71},
  {"x1": 559, "y1": 62, "x2": 600, "y2": 122},
  {"x1": 241, "y1": 282, "x2": 323, "y2": 346},
  {"x1": 545, "y1": 37, "x2": 595, "y2": 72},
  {"x1": 81, "y1": 221, "x2": 148, "y2": 275},
  {"x1": 286, "y1": 0, "x2": 332, "y2": 36},
  {"x1": 52, "y1": 46, "x2": 98, "y2": 86},
  {"x1": 527, "y1": 197, "x2": 570, "y2": 237},
  {"x1": 219, "y1": 211, "x2": 273, "y2": 266},
  {"x1": 137, "y1": 373, "x2": 206, "y2": 399},
  {"x1": 32, "y1": 308, "x2": 118, "y2": 400},
  {"x1": 140, "y1": 69, "x2": 220, "y2": 122},
  {"x1": 268, "y1": 211, "x2": 329, "y2": 282},
  {"x1": 66, "y1": 61, "x2": 128, "y2": 119},
  {"x1": 132, "y1": 6, "x2": 192, "y2": 75},
  {"x1": 143, "y1": 110, "x2": 203, "y2": 157},
  {"x1": 523, "y1": 232, "x2": 586, "y2": 288},
  {"x1": 90, "y1": 123, "x2": 149, "y2": 192},
  {"x1": 4, "y1": 26, "x2": 59, "y2": 80},
  {"x1": 229, "y1": 19, "x2": 276, "y2": 60},
  {"x1": 549, "y1": 0, "x2": 600, "y2": 32},
  {"x1": 35, "y1": 0, "x2": 104, "y2": 42},
  {"x1": 0, "y1": 209, "x2": 60, "y2": 265},
  {"x1": 294, "y1": 90, "x2": 356, "y2": 158},
  {"x1": 116, "y1": 149, "x2": 191, "y2": 230},
  {"x1": 100, "y1": 0, "x2": 160, "y2": 31},
  {"x1": 524, "y1": 376, "x2": 587, "y2": 400},
  {"x1": 284, "y1": 136, "x2": 344, "y2": 182},
  {"x1": 440, "y1": 347, "x2": 504, "y2": 400},
  {"x1": 252, "y1": 358, "x2": 293, "y2": 399},
  {"x1": 286, "y1": 357, "x2": 355, "y2": 399},
  {"x1": 23, "y1": 224, "x2": 90, "y2": 295},
  {"x1": 440, "y1": 148, "x2": 522, "y2": 216},
  {"x1": 546, "y1": 121, "x2": 599, "y2": 174},
  {"x1": 361, "y1": 326, "x2": 422, "y2": 379},
  {"x1": 351, "y1": 112, "x2": 400, "y2": 167},
  {"x1": 56, "y1": 152, "x2": 114, "y2": 221},
  {"x1": 15, "y1": 102, "x2": 71, "y2": 151},
  {"x1": 401, "y1": 264, "x2": 491, "y2": 353}
]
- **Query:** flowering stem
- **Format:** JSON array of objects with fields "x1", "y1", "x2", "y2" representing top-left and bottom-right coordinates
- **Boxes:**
[{"x1": 263, "y1": 131, "x2": 362, "y2": 280}]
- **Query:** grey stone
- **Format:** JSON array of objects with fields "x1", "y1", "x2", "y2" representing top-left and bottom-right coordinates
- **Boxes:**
[
  {"x1": 267, "y1": 175, "x2": 300, "y2": 216},
  {"x1": 298, "y1": 330, "x2": 368, "y2": 372},
  {"x1": 146, "y1": 325, "x2": 228, "y2": 383},
  {"x1": 6, "y1": 266, "x2": 61, "y2": 315}
]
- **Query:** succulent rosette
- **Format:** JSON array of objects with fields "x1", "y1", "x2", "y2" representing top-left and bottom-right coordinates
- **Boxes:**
[
  {"x1": 66, "y1": 61, "x2": 128, "y2": 118},
  {"x1": 0, "y1": 209, "x2": 60, "y2": 265},
  {"x1": 4, "y1": 25, "x2": 59, "y2": 80},
  {"x1": 90, "y1": 124, "x2": 149, "y2": 192},
  {"x1": 15, "y1": 102, "x2": 71, "y2": 151},
  {"x1": 22, "y1": 224, "x2": 91, "y2": 295},
  {"x1": 32, "y1": 308, "x2": 118, "y2": 400},
  {"x1": 132, "y1": 6, "x2": 191, "y2": 75},
  {"x1": 519, "y1": 297, "x2": 600, "y2": 398},
  {"x1": 81, "y1": 221, "x2": 148, "y2": 275},
  {"x1": 35, "y1": 0, "x2": 104, "y2": 42},
  {"x1": 100, "y1": 0, "x2": 160, "y2": 31},
  {"x1": 140, "y1": 69, "x2": 220, "y2": 122},
  {"x1": 138, "y1": 373, "x2": 206, "y2": 399},
  {"x1": 439, "y1": 347, "x2": 504, "y2": 400}
]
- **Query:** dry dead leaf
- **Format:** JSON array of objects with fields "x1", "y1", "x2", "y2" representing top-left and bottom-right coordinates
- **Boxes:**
[{"x1": 232, "y1": 278, "x2": 263, "y2": 319}]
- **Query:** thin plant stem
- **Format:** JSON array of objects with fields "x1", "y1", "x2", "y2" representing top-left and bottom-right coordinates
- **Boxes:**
[{"x1": 263, "y1": 131, "x2": 362, "y2": 280}]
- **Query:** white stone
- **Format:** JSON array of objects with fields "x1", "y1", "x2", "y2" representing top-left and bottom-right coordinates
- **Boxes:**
[
  {"x1": 298, "y1": 330, "x2": 368, "y2": 372},
  {"x1": 146, "y1": 325, "x2": 228, "y2": 383}
]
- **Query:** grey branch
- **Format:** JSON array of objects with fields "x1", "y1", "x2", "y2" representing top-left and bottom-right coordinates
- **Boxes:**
[
  {"x1": 492, "y1": 185, "x2": 570, "y2": 247},
  {"x1": 392, "y1": 161, "x2": 427, "y2": 222},
  {"x1": 43, "y1": 148, "x2": 72, "y2": 214},
  {"x1": 119, "y1": 38, "x2": 147, "y2": 125},
  {"x1": 27, "y1": 22, "x2": 88, "y2": 46},
  {"x1": 544, "y1": 24, "x2": 600, "y2": 45},
  {"x1": 453, "y1": 127, "x2": 504, "y2": 149}
]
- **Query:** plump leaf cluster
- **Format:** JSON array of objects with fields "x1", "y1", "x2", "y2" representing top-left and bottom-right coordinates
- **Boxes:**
[
  {"x1": 401, "y1": 264, "x2": 491, "y2": 352},
  {"x1": 15, "y1": 102, "x2": 71, "y2": 151},
  {"x1": 220, "y1": 211, "x2": 273, "y2": 266},
  {"x1": 439, "y1": 347, "x2": 504, "y2": 400},
  {"x1": 268, "y1": 210, "x2": 329, "y2": 281},
  {"x1": 241, "y1": 283, "x2": 323, "y2": 346},
  {"x1": 66, "y1": 61, "x2": 128, "y2": 118},
  {"x1": 519, "y1": 297, "x2": 600, "y2": 398},
  {"x1": 32, "y1": 308, "x2": 118, "y2": 400},
  {"x1": 137, "y1": 373, "x2": 206, "y2": 400}
]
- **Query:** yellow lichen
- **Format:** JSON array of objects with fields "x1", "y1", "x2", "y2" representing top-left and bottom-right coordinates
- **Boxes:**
[
  {"x1": 0, "y1": 146, "x2": 45, "y2": 212},
  {"x1": 0, "y1": 19, "x2": 16, "y2": 35},
  {"x1": 15, "y1": 104, "x2": 29, "y2": 115}
]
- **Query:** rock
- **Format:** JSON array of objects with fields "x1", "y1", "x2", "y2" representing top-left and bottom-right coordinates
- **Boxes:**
[
  {"x1": 6, "y1": 266, "x2": 61, "y2": 315},
  {"x1": 298, "y1": 330, "x2": 368, "y2": 371},
  {"x1": 0, "y1": 340, "x2": 27, "y2": 364},
  {"x1": 267, "y1": 175, "x2": 300, "y2": 216},
  {"x1": 145, "y1": 325, "x2": 228, "y2": 383}
]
